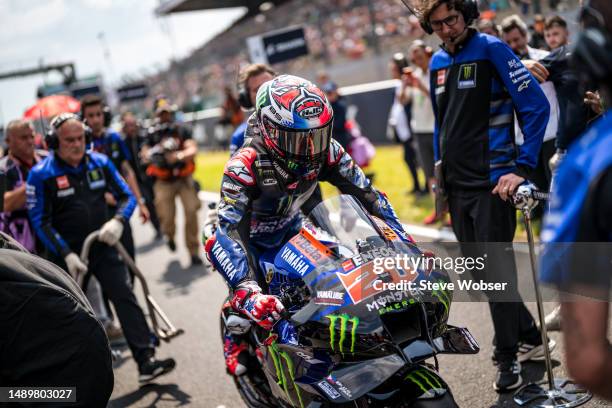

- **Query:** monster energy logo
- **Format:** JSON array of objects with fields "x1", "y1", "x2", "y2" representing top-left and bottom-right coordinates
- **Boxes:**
[
  {"x1": 405, "y1": 368, "x2": 444, "y2": 397},
  {"x1": 256, "y1": 85, "x2": 268, "y2": 109},
  {"x1": 287, "y1": 160, "x2": 298, "y2": 170},
  {"x1": 431, "y1": 279, "x2": 452, "y2": 317},
  {"x1": 458, "y1": 63, "x2": 477, "y2": 89},
  {"x1": 326, "y1": 314, "x2": 359, "y2": 355},
  {"x1": 268, "y1": 338, "x2": 305, "y2": 408}
]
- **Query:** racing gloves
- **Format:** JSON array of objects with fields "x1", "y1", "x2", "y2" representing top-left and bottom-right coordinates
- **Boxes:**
[
  {"x1": 64, "y1": 252, "x2": 88, "y2": 280},
  {"x1": 99, "y1": 218, "x2": 124, "y2": 246},
  {"x1": 231, "y1": 281, "x2": 285, "y2": 330}
]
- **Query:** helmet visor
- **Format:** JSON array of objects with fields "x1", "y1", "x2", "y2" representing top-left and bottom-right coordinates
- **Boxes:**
[{"x1": 263, "y1": 117, "x2": 333, "y2": 158}]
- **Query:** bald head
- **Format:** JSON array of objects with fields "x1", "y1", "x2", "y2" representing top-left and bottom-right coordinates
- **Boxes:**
[{"x1": 5, "y1": 119, "x2": 35, "y2": 163}]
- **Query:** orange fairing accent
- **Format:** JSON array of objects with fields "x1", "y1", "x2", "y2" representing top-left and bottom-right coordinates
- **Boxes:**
[{"x1": 292, "y1": 228, "x2": 334, "y2": 261}]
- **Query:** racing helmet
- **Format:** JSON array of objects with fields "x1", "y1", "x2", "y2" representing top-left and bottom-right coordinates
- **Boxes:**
[{"x1": 255, "y1": 75, "x2": 334, "y2": 178}]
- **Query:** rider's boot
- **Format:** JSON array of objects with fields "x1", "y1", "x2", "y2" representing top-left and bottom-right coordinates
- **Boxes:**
[{"x1": 222, "y1": 301, "x2": 251, "y2": 376}]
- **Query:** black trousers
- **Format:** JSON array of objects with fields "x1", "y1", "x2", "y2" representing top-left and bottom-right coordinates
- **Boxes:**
[
  {"x1": 63, "y1": 243, "x2": 154, "y2": 366},
  {"x1": 401, "y1": 138, "x2": 423, "y2": 192},
  {"x1": 140, "y1": 177, "x2": 161, "y2": 234},
  {"x1": 448, "y1": 188, "x2": 541, "y2": 362},
  {"x1": 531, "y1": 139, "x2": 556, "y2": 219},
  {"x1": 414, "y1": 132, "x2": 435, "y2": 182}
]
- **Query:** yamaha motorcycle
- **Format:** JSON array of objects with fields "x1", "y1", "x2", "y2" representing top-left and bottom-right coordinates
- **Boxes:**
[{"x1": 223, "y1": 195, "x2": 479, "y2": 407}]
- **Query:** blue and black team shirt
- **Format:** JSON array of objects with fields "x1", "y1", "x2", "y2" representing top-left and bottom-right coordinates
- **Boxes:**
[
  {"x1": 430, "y1": 29, "x2": 550, "y2": 189},
  {"x1": 540, "y1": 112, "x2": 612, "y2": 291},
  {"x1": 91, "y1": 129, "x2": 132, "y2": 171},
  {"x1": 26, "y1": 151, "x2": 136, "y2": 257}
]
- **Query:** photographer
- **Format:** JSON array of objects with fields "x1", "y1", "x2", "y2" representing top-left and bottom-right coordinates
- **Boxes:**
[
  {"x1": 143, "y1": 97, "x2": 202, "y2": 266},
  {"x1": 26, "y1": 113, "x2": 176, "y2": 383}
]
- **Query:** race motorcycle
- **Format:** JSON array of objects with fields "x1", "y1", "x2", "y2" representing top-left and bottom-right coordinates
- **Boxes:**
[{"x1": 222, "y1": 195, "x2": 479, "y2": 408}]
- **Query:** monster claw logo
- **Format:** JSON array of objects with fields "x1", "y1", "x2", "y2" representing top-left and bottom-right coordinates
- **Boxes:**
[
  {"x1": 404, "y1": 368, "x2": 444, "y2": 398},
  {"x1": 326, "y1": 314, "x2": 359, "y2": 355},
  {"x1": 267, "y1": 338, "x2": 305, "y2": 408},
  {"x1": 430, "y1": 279, "x2": 452, "y2": 316}
]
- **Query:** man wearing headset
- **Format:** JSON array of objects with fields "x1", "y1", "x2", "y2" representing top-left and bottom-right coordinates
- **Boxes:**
[
  {"x1": 416, "y1": 0, "x2": 550, "y2": 392},
  {"x1": 540, "y1": 0, "x2": 612, "y2": 400},
  {"x1": 229, "y1": 63, "x2": 277, "y2": 156},
  {"x1": 25, "y1": 114, "x2": 176, "y2": 383},
  {"x1": 81, "y1": 94, "x2": 149, "y2": 260}
]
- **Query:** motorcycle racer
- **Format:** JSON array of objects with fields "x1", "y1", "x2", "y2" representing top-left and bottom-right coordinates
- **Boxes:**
[{"x1": 205, "y1": 75, "x2": 411, "y2": 375}]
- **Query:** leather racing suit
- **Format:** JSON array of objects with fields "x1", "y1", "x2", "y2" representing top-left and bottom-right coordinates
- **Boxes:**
[{"x1": 207, "y1": 114, "x2": 410, "y2": 290}]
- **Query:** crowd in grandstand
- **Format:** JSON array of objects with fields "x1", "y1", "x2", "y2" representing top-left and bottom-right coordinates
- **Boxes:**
[{"x1": 128, "y1": 0, "x2": 572, "y2": 118}]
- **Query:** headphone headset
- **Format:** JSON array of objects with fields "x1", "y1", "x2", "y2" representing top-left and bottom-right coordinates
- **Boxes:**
[
  {"x1": 572, "y1": 0, "x2": 612, "y2": 90},
  {"x1": 237, "y1": 66, "x2": 277, "y2": 110},
  {"x1": 238, "y1": 82, "x2": 253, "y2": 110},
  {"x1": 45, "y1": 112, "x2": 92, "y2": 150},
  {"x1": 420, "y1": 0, "x2": 480, "y2": 35},
  {"x1": 80, "y1": 98, "x2": 112, "y2": 128}
]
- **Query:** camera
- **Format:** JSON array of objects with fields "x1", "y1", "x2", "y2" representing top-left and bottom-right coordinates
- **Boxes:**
[{"x1": 147, "y1": 123, "x2": 182, "y2": 169}]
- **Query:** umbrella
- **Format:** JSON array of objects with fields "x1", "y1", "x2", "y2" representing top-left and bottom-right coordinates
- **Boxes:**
[{"x1": 23, "y1": 95, "x2": 81, "y2": 120}]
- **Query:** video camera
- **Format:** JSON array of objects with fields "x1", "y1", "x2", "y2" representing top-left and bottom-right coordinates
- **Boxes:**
[{"x1": 146, "y1": 122, "x2": 184, "y2": 170}]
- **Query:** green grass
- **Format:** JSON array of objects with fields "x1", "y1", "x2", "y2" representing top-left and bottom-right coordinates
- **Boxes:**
[{"x1": 194, "y1": 145, "x2": 435, "y2": 225}]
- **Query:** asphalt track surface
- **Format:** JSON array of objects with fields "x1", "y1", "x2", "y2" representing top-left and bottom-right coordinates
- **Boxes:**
[{"x1": 108, "y1": 199, "x2": 611, "y2": 408}]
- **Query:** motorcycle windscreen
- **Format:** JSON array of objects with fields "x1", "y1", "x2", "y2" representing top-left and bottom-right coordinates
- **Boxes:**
[{"x1": 289, "y1": 195, "x2": 450, "y2": 351}]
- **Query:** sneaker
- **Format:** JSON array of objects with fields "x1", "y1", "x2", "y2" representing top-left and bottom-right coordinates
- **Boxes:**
[
  {"x1": 191, "y1": 255, "x2": 203, "y2": 266},
  {"x1": 517, "y1": 339, "x2": 557, "y2": 362},
  {"x1": 494, "y1": 360, "x2": 522, "y2": 392},
  {"x1": 544, "y1": 306, "x2": 562, "y2": 332},
  {"x1": 423, "y1": 211, "x2": 439, "y2": 225},
  {"x1": 224, "y1": 335, "x2": 249, "y2": 376},
  {"x1": 138, "y1": 357, "x2": 176, "y2": 384}
]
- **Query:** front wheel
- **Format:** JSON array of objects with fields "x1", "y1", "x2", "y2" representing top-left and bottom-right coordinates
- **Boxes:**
[
  {"x1": 233, "y1": 370, "x2": 278, "y2": 408},
  {"x1": 409, "y1": 392, "x2": 458, "y2": 408}
]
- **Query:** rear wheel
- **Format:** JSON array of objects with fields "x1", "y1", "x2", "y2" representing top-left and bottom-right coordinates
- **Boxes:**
[{"x1": 355, "y1": 389, "x2": 458, "y2": 408}]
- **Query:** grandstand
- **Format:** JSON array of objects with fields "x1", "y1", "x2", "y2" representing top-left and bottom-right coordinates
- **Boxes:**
[
  {"x1": 123, "y1": 0, "x2": 425, "y2": 115},
  {"x1": 125, "y1": 0, "x2": 568, "y2": 116}
]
